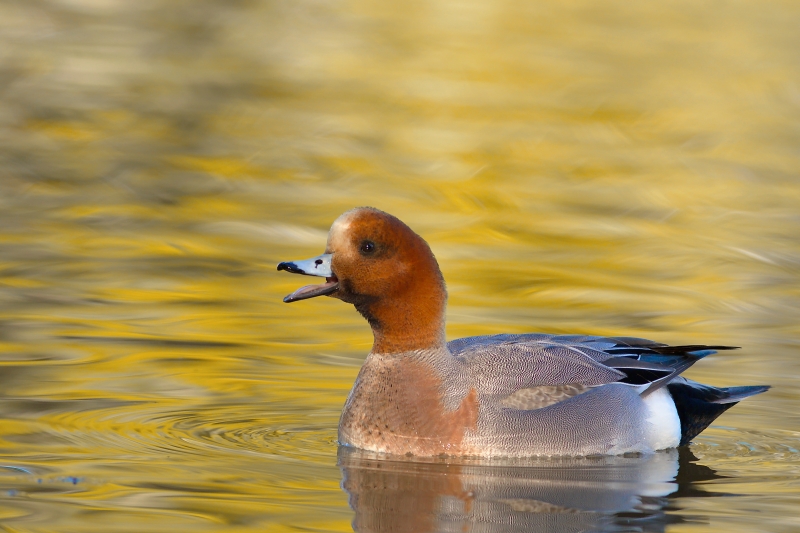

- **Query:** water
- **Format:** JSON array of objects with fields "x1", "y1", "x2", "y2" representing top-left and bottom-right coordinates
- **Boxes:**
[{"x1": 0, "y1": 0, "x2": 799, "y2": 531}]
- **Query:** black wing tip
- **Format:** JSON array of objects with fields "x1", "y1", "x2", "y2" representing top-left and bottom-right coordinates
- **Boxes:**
[
  {"x1": 705, "y1": 345, "x2": 741, "y2": 351},
  {"x1": 648, "y1": 345, "x2": 740, "y2": 356}
]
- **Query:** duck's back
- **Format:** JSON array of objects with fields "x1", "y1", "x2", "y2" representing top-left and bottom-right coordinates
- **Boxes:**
[{"x1": 450, "y1": 334, "x2": 768, "y2": 456}]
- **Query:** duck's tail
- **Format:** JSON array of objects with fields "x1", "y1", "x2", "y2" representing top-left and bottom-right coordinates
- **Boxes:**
[{"x1": 666, "y1": 379, "x2": 770, "y2": 446}]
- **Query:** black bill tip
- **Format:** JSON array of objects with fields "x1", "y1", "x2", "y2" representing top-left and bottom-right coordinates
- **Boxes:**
[{"x1": 277, "y1": 261, "x2": 303, "y2": 274}]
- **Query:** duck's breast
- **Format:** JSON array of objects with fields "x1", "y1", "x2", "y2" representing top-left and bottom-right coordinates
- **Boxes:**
[{"x1": 338, "y1": 352, "x2": 477, "y2": 456}]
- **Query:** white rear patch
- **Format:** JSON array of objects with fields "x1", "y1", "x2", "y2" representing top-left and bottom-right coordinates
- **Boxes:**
[{"x1": 643, "y1": 387, "x2": 681, "y2": 451}]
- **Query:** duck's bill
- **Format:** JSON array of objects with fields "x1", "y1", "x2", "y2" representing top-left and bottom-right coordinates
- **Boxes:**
[
  {"x1": 277, "y1": 254, "x2": 339, "y2": 303},
  {"x1": 281, "y1": 279, "x2": 339, "y2": 302}
]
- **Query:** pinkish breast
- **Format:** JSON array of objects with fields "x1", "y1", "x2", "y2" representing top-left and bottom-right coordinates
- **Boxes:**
[{"x1": 339, "y1": 355, "x2": 479, "y2": 456}]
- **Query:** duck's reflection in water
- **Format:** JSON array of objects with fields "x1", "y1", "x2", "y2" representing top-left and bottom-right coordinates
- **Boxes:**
[{"x1": 339, "y1": 447, "x2": 722, "y2": 533}]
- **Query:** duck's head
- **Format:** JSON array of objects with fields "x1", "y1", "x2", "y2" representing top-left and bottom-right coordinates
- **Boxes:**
[{"x1": 278, "y1": 207, "x2": 447, "y2": 353}]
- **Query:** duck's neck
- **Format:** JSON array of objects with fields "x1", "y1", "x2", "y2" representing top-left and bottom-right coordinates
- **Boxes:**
[{"x1": 355, "y1": 278, "x2": 447, "y2": 355}]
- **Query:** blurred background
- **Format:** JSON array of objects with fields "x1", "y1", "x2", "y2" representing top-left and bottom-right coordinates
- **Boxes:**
[{"x1": 0, "y1": 0, "x2": 798, "y2": 531}]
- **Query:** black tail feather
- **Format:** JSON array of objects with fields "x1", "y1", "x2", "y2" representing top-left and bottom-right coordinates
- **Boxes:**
[
  {"x1": 667, "y1": 381, "x2": 769, "y2": 446},
  {"x1": 710, "y1": 385, "x2": 771, "y2": 404}
]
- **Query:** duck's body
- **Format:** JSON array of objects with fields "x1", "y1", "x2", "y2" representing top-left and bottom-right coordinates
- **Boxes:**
[{"x1": 278, "y1": 207, "x2": 769, "y2": 457}]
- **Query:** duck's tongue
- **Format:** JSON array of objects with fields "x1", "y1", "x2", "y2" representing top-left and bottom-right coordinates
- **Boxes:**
[
  {"x1": 282, "y1": 276, "x2": 339, "y2": 303},
  {"x1": 277, "y1": 253, "x2": 339, "y2": 303}
]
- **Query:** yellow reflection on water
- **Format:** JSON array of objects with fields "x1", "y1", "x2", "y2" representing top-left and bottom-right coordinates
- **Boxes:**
[{"x1": 0, "y1": 0, "x2": 798, "y2": 531}]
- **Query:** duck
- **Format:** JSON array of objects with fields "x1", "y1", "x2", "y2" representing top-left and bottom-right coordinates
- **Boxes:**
[{"x1": 277, "y1": 207, "x2": 769, "y2": 457}]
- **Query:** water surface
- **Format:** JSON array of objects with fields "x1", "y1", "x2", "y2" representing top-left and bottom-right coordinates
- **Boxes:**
[{"x1": 0, "y1": 0, "x2": 799, "y2": 531}]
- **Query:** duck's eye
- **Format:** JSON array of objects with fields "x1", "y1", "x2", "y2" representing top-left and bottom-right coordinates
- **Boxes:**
[{"x1": 359, "y1": 240, "x2": 376, "y2": 254}]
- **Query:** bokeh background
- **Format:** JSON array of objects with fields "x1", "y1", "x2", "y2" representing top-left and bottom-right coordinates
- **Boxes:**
[{"x1": 0, "y1": 0, "x2": 798, "y2": 531}]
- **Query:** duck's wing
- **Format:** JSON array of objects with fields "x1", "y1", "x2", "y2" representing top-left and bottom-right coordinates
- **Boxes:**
[
  {"x1": 596, "y1": 337, "x2": 741, "y2": 397},
  {"x1": 450, "y1": 334, "x2": 738, "y2": 408}
]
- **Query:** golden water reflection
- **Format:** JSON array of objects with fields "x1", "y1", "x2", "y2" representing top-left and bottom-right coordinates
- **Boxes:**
[{"x1": 0, "y1": 0, "x2": 799, "y2": 531}]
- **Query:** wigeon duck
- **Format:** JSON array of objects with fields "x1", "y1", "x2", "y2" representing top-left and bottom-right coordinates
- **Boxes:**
[{"x1": 277, "y1": 207, "x2": 769, "y2": 457}]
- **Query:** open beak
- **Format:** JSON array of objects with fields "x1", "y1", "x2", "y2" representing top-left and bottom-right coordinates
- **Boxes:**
[{"x1": 277, "y1": 253, "x2": 339, "y2": 303}]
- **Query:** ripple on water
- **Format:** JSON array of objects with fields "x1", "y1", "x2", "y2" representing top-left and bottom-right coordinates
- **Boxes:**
[
  {"x1": 29, "y1": 400, "x2": 340, "y2": 466},
  {"x1": 688, "y1": 426, "x2": 800, "y2": 484}
]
